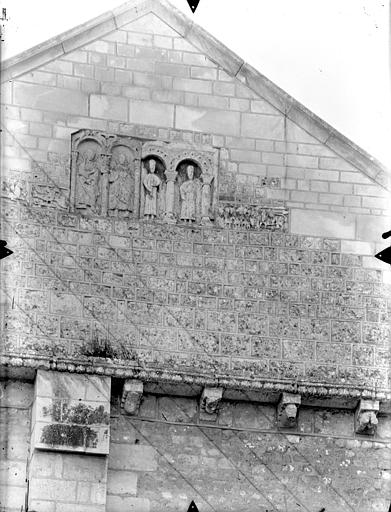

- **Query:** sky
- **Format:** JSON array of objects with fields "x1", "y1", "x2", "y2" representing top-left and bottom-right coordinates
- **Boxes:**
[{"x1": 1, "y1": 0, "x2": 390, "y2": 168}]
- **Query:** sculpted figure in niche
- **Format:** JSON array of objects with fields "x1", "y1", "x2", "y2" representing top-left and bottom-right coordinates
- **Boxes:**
[
  {"x1": 76, "y1": 149, "x2": 100, "y2": 213},
  {"x1": 109, "y1": 152, "x2": 133, "y2": 216},
  {"x1": 143, "y1": 159, "x2": 161, "y2": 219},
  {"x1": 180, "y1": 164, "x2": 200, "y2": 223}
]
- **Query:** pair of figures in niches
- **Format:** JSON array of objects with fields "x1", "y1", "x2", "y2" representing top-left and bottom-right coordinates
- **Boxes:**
[
  {"x1": 75, "y1": 146, "x2": 211, "y2": 225},
  {"x1": 143, "y1": 158, "x2": 202, "y2": 223}
]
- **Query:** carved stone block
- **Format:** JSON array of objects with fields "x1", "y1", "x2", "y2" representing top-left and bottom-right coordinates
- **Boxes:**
[
  {"x1": 121, "y1": 379, "x2": 144, "y2": 416},
  {"x1": 277, "y1": 392, "x2": 301, "y2": 429},
  {"x1": 31, "y1": 370, "x2": 111, "y2": 454},
  {"x1": 216, "y1": 204, "x2": 288, "y2": 231},
  {"x1": 355, "y1": 399, "x2": 379, "y2": 435},
  {"x1": 70, "y1": 130, "x2": 219, "y2": 225},
  {"x1": 200, "y1": 387, "x2": 223, "y2": 421}
]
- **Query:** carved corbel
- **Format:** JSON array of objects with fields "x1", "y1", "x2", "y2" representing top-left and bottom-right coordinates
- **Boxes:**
[
  {"x1": 355, "y1": 399, "x2": 379, "y2": 435},
  {"x1": 121, "y1": 379, "x2": 143, "y2": 416},
  {"x1": 277, "y1": 393, "x2": 301, "y2": 429},
  {"x1": 200, "y1": 387, "x2": 223, "y2": 421}
]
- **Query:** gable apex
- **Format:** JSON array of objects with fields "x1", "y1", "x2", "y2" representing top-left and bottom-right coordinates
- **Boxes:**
[{"x1": 1, "y1": 0, "x2": 389, "y2": 189}]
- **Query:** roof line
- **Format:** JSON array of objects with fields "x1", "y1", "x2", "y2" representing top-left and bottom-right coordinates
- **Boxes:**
[{"x1": 1, "y1": 0, "x2": 389, "y2": 189}]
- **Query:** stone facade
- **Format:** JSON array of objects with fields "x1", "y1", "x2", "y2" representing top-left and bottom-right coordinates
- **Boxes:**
[{"x1": 1, "y1": 0, "x2": 390, "y2": 510}]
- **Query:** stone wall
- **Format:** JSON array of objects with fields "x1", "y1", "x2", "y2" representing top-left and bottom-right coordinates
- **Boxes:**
[
  {"x1": 1, "y1": 209, "x2": 390, "y2": 395},
  {"x1": 1, "y1": 9, "x2": 390, "y2": 392},
  {"x1": 1, "y1": 6, "x2": 391, "y2": 511},
  {"x1": 0, "y1": 380, "x2": 32, "y2": 512},
  {"x1": 107, "y1": 393, "x2": 391, "y2": 512}
]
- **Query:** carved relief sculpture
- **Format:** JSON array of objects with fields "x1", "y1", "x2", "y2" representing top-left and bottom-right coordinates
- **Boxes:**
[
  {"x1": 68, "y1": 131, "x2": 291, "y2": 230},
  {"x1": 71, "y1": 130, "x2": 141, "y2": 217},
  {"x1": 76, "y1": 149, "x2": 101, "y2": 214},
  {"x1": 216, "y1": 204, "x2": 288, "y2": 232},
  {"x1": 108, "y1": 152, "x2": 133, "y2": 217},
  {"x1": 179, "y1": 165, "x2": 201, "y2": 223},
  {"x1": 143, "y1": 159, "x2": 161, "y2": 219}
]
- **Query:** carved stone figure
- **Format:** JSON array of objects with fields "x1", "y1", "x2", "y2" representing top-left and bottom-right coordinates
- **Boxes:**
[
  {"x1": 143, "y1": 159, "x2": 161, "y2": 219},
  {"x1": 179, "y1": 165, "x2": 200, "y2": 223},
  {"x1": 121, "y1": 379, "x2": 143, "y2": 416},
  {"x1": 108, "y1": 152, "x2": 133, "y2": 216},
  {"x1": 277, "y1": 393, "x2": 301, "y2": 429},
  {"x1": 355, "y1": 399, "x2": 379, "y2": 435},
  {"x1": 76, "y1": 149, "x2": 100, "y2": 213}
]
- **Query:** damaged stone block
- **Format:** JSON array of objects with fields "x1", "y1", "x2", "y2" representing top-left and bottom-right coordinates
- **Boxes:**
[
  {"x1": 277, "y1": 392, "x2": 301, "y2": 429},
  {"x1": 121, "y1": 379, "x2": 143, "y2": 416},
  {"x1": 31, "y1": 370, "x2": 111, "y2": 455},
  {"x1": 355, "y1": 399, "x2": 379, "y2": 435},
  {"x1": 200, "y1": 387, "x2": 223, "y2": 421}
]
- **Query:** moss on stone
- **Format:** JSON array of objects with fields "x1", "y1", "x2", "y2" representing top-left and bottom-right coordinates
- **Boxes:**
[{"x1": 40, "y1": 423, "x2": 98, "y2": 448}]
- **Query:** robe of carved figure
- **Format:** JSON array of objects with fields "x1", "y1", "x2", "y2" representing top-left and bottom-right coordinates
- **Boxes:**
[
  {"x1": 76, "y1": 149, "x2": 100, "y2": 212},
  {"x1": 143, "y1": 160, "x2": 161, "y2": 218},
  {"x1": 109, "y1": 152, "x2": 133, "y2": 215},
  {"x1": 180, "y1": 165, "x2": 199, "y2": 222}
]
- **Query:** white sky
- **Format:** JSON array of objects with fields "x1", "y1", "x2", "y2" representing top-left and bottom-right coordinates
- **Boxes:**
[{"x1": 1, "y1": 0, "x2": 390, "y2": 168}]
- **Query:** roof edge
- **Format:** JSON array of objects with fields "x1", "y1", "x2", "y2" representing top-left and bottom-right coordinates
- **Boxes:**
[{"x1": 1, "y1": 0, "x2": 389, "y2": 189}]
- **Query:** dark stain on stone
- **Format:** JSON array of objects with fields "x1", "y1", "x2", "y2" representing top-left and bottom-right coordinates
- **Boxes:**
[
  {"x1": 42, "y1": 401, "x2": 110, "y2": 425},
  {"x1": 40, "y1": 423, "x2": 98, "y2": 448}
]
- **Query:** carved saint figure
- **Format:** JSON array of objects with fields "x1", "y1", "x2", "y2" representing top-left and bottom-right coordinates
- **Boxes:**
[
  {"x1": 109, "y1": 152, "x2": 133, "y2": 216},
  {"x1": 180, "y1": 165, "x2": 199, "y2": 223},
  {"x1": 143, "y1": 159, "x2": 161, "y2": 219},
  {"x1": 76, "y1": 149, "x2": 100, "y2": 212}
]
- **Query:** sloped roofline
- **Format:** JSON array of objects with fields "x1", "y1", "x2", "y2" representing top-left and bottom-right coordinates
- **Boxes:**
[{"x1": 1, "y1": 0, "x2": 389, "y2": 189}]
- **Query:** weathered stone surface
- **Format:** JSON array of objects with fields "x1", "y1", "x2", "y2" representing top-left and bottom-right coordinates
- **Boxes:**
[
  {"x1": 175, "y1": 106, "x2": 240, "y2": 135},
  {"x1": 290, "y1": 209, "x2": 356, "y2": 239},
  {"x1": 90, "y1": 95, "x2": 128, "y2": 121},
  {"x1": 31, "y1": 371, "x2": 111, "y2": 454},
  {"x1": 13, "y1": 82, "x2": 88, "y2": 115},
  {"x1": 107, "y1": 470, "x2": 138, "y2": 496},
  {"x1": 109, "y1": 444, "x2": 157, "y2": 472},
  {"x1": 129, "y1": 100, "x2": 174, "y2": 127},
  {"x1": 241, "y1": 113, "x2": 284, "y2": 140}
]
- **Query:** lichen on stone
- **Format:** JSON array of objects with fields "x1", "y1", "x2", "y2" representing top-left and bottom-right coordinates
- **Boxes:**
[{"x1": 40, "y1": 423, "x2": 98, "y2": 448}]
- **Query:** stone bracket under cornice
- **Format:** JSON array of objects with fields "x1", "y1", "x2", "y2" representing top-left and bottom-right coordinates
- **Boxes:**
[{"x1": 2, "y1": 357, "x2": 390, "y2": 415}]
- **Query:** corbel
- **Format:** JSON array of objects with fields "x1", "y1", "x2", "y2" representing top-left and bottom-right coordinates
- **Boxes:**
[
  {"x1": 355, "y1": 399, "x2": 379, "y2": 435},
  {"x1": 199, "y1": 387, "x2": 223, "y2": 421},
  {"x1": 277, "y1": 392, "x2": 301, "y2": 429},
  {"x1": 121, "y1": 379, "x2": 143, "y2": 416}
]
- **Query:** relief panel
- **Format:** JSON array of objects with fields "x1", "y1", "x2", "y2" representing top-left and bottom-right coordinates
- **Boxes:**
[{"x1": 70, "y1": 129, "x2": 287, "y2": 231}]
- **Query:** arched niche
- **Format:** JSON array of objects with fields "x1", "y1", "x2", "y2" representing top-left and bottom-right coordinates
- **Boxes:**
[
  {"x1": 73, "y1": 138, "x2": 103, "y2": 215},
  {"x1": 174, "y1": 158, "x2": 203, "y2": 223},
  {"x1": 108, "y1": 143, "x2": 137, "y2": 217},
  {"x1": 140, "y1": 155, "x2": 167, "y2": 220}
]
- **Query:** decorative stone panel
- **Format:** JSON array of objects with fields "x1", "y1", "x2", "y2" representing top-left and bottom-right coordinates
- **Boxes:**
[
  {"x1": 70, "y1": 130, "x2": 219, "y2": 226},
  {"x1": 215, "y1": 203, "x2": 288, "y2": 231},
  {"x1": 31, "y1": 370, "x2": 111, "y2": 454}
]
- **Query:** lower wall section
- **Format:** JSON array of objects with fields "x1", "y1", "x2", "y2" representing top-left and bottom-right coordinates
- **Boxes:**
[
  {"x1": 108, "y1": 396, "x2": 391, "y2": 512},
  {"x1": 28, "y1": 452, "x2": 107, "y2": 512},
  {"x1": 0, "y1": 381, "x2": 33, "y2": 512}
]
